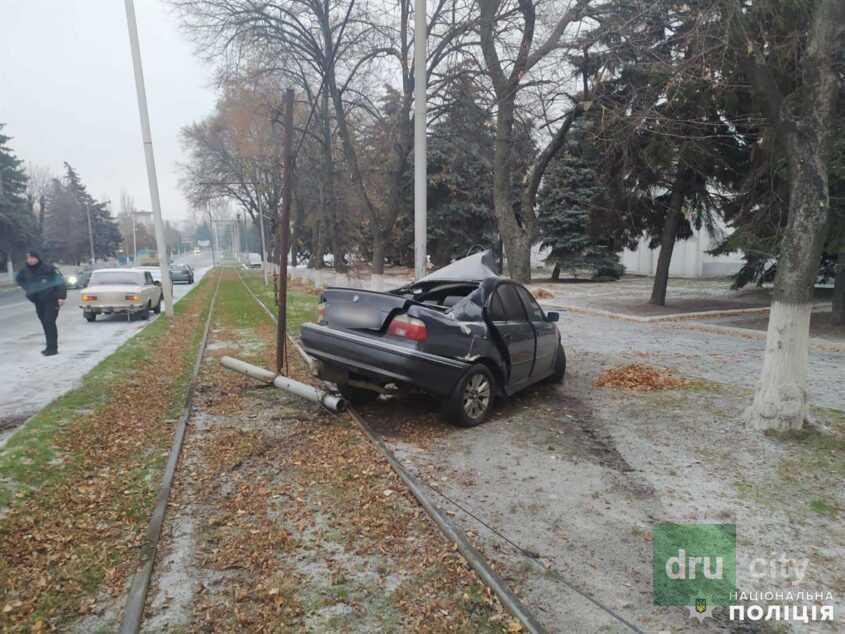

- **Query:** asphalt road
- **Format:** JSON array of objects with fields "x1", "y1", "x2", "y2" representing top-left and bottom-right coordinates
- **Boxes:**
[{"x1": 0, "y1": 254, "x2": 213, "y2": 432}]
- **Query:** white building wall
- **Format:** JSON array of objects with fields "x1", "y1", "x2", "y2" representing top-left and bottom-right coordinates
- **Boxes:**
[{"x1": 622, "y1": 226, "x2": 744, "y2": 278}]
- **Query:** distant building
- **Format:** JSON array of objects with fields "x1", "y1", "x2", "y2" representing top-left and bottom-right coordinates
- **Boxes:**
[
  {"x1": 133, "y1": 210, "x2": 154, "y2": 227},
  {"x1": 621, "y1": 225, "x2": 744, "y2": 278},
  {"x1": 530, "y1": 224, "x2": 745, "y2": 279}
]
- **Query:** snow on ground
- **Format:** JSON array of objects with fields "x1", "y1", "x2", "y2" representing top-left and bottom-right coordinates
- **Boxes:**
[{"x1": 0, "y1": 259, "x2": 212, "y2": 447}]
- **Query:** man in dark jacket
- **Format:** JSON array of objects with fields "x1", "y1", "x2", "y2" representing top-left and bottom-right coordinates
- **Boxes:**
[{"x1": 15, "y1": 250, "x2": 67, "y2": 356}]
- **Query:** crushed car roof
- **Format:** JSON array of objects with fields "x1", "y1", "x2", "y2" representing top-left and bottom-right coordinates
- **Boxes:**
[{"x1": 417, "y1": 250, "x2": 499, "y2": 283}]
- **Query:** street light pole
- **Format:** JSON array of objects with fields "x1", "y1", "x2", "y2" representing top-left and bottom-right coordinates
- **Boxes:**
[
  {"x1": 258, "y1": 209, "x2": 269, "y2": 285},
  {"x1": 124, "y1": 0, "x2": 174, "y2": 317},
  {"x1": 131, "y1": 212, "x2": 137, "y2": 262},
  {"x1": 413, "y1": 0, "x2": 427, "y2": 280},
  {"x1": 85, "y1": 203, "x2": 96, "y2": 265}
]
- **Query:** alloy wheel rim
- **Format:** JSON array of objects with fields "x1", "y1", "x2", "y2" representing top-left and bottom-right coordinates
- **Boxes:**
[{"x1": 463, "y1": 373, "x2": 491, "y2": 419}]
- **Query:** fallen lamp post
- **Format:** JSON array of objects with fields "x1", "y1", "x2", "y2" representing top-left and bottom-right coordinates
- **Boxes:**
[{"x1": 220, "y1": 355, "x2": 346, "y2": 413}]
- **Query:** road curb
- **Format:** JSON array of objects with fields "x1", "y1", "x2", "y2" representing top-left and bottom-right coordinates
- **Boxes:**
[{"x1": 544, "y1": 302, "x2": 845, "y2": 353}]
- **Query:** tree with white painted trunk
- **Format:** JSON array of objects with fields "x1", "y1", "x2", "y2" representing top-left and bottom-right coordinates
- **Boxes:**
[{"x1": 723, "y1": 0, "x2": 845, "y2": 431}]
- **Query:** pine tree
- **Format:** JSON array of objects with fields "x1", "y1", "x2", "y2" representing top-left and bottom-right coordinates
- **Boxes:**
[
  {"x1": 425, "y1": 79, "x2": 498, "y2": 267},
  {"x1": 0, "y1": 125, "x2": 36, "y2": 259},
  {"x1": 537, "y1": 124, "x2": 623, "y2": 279},
  {"x1": 43, "y1": 163, "x2": 121, "y2": 263}
]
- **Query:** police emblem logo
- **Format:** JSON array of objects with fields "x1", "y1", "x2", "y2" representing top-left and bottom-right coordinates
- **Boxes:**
[{"x1": 695, "y1": 598, "x2": 707, "y2": 613}]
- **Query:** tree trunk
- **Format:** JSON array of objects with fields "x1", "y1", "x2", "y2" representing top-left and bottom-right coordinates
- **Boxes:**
[
  {"x1": 372, "y1": 230, "x2": 385, "y2": 275},
  {"x1": 832, "y1": 249, "x2": 845, "y2": 326},
  {"x1": 649, "y1": 175, "x2": 688, "y2": 306},
  {"x1": 746, "y1": 137, "x2": 834, "y2": 431},
  {"x1": 492, "y1": 101, "x2": 531, "y2": 282},
  {"x1": 310, "y1": 221, "x2": 322, "y2": 269},
  {"x1": 744, "y1": 0, "x2": 843, "y2": 431}
]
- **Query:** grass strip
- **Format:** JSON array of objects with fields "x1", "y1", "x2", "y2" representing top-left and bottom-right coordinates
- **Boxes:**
[
  {"x1": 0, "y1": 272, "x2": 218, "y2": 630},
  {"x1": 239, "y1": 271, "x2": 318, "y2": 335}
]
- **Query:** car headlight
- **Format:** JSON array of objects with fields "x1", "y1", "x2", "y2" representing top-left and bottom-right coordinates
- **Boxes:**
[{"x1": 67, "y1": 275, "x2": 78, "y2": 285}]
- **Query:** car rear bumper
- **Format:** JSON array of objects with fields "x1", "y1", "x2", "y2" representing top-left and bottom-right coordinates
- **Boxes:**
[
  {"x1": 301, "y1": 323, "x2": 469, "y2": 396},
  {"x1": 80, "y1": 304, "x2": 145, "y2": 314}
]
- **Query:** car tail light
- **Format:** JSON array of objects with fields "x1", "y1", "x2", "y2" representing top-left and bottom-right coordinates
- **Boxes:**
[
  {"x1": 387, "y1": 314, "x2": 427, "y2": 342},
  {"x1": 82, "y1": 294, "x2": 97, "y2": 302},
  {"x1": 318, "y1": 302, "x2": 326, "y2": 323},
  {"x1": 125, "y1": 294, "x2": 141, "y2": 301}
]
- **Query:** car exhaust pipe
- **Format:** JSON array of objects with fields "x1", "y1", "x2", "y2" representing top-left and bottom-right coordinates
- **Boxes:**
[{"x1": 220, "y1": 356, "x2": 347, "y2": 413}]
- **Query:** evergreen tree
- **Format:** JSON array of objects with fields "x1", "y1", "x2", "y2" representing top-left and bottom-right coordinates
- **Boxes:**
[
  {"x1": 425, "y1": 78, "x2": 497, "y2": 267},
  {"x1": 43, "y1": 164, "x2": 120, "y2": 263},
  {"x1": 537, "y1": 123, "x2": 623, "y2": 279},
  {"x1": 0, "y1": 125, "x2": 36, "y2": 269}
]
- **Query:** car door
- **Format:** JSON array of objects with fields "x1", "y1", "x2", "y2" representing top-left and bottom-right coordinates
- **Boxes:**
[
  {"x1": 516, "y1": 285, "x2": 557, "y2": 379},
  {"x1": 143, "y1": 272, "x2": 156, "y2": 304},
  {"x1": 488, "y1": 283, "x2": 535, "y2": 391}
]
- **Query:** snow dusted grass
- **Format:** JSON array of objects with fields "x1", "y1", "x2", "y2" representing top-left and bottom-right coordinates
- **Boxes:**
[
  {"x1": 239, "y1": 271, "x2": 319, "y2": 335},
  {"x1": 0, "y1": 279, "x2": 213, "y2": 508}
]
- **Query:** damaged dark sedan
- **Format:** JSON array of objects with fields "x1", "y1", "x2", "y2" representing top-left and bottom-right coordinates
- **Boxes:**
[{"x1": 300, "y1": 251, "x2": 566, "y2": 426}]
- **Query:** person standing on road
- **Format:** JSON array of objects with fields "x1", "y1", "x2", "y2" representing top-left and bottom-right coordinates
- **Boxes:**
[{"x1": 15, "y1": 250, "x2": 66, "y2": 356}]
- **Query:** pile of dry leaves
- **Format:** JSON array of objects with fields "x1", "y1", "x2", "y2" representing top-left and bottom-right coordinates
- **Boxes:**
[{"x1": 594, "y1": 363, "x2": 693, "y2": 391}]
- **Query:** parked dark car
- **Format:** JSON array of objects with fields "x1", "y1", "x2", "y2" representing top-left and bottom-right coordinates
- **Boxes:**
[
  {"x1": 301, "y1": 251, "x2": 565, "y2": 426},
  {"x1": 170, "y1": 264, "x2": 194, "y2": 284}
]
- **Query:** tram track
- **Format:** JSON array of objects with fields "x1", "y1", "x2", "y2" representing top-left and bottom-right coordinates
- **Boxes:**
[{"x1": 119, "y1": 270, "x2": 223, "y2": 634}]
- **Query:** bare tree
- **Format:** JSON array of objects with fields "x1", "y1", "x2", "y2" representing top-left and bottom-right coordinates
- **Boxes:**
[
  {"x1": 25, "y1": 163, "x2": 53, "y2": 238},
  {"x1": 476, "y1": 0, "x2": 594, "y2": 280},
  {"x1": 179, "y1": 77, "x2": 286, "y2": 256}
]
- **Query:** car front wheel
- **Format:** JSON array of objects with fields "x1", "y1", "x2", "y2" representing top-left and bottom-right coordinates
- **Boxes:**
[
  {"x1": 447, "y1": 364, "x2": 495, "y2": 427},
  {"x1": 153, "y1": 297, "x2": 162, "y2": 314},
  {"x1": 549, "y1": 342, "x2": 566, "y2": 383},
  {"x1": 84, "y1": 311, "x2": 96, "y2": 322},
  {"x1": 139, "y1": 302, "x2": 150, "y2": 320}
]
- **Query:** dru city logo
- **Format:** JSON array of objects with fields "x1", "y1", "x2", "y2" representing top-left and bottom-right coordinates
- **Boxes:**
[{"x1": 652, "y1": 523, "x2": 736, "y2": 612}]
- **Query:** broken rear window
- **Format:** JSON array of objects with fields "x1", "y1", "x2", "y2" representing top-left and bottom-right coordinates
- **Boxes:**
[{"x1": 447, "y1": 288, "x2": 484, "y2": 321}]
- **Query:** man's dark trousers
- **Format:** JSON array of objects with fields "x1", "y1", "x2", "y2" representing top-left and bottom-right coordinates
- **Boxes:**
[{"x1": 35, "y1": 300, "x2": 59, "y2": 352}]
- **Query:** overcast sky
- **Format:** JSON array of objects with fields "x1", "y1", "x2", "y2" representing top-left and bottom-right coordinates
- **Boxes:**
[{"x1": 0, "y1": 0, "x2": 216, "y2": 224}]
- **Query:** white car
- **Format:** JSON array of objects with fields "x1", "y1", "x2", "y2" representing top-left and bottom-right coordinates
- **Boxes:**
[
  {"x1": 136, "y1": 266, "x2": 174, "y2": 296},
  {"x1": 79, "y1": 268, "x2": 163, "y2": 322}
]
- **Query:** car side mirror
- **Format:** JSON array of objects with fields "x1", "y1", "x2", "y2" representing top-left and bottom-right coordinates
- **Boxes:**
[
  {"x1": 546, "y1": 311, "x2": 559, "y2": 322},
  {"x1": 153, "y1": 281, "x2": 161, "y2": 287}
]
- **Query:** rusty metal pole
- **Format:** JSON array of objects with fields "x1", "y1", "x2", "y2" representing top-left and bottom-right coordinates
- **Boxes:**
[{"x1": 276, "y1": 88, "x2": 295, "y2": 374}]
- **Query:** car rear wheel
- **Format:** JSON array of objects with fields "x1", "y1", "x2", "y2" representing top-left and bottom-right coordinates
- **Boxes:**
[
  {"x1": 337, "y1": 383, "x2": 380, "y2": 406},
  {"x1": 447, "y1": 364, "x2": 495, "y2": 427},
  {"x1": 84, "y1": 311, "x2": 96, "y2": 322}
]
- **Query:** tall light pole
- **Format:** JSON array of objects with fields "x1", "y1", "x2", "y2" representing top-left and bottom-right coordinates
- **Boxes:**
[
  {"x1": 413, "y1": 0, "x2": 427, "y2": 280},
  {"x1": 124, "y1": 0, "x2": 174, "y2": 317},
  {"x1": 85, "y1": 203, "x2": 96, "y2": 265},
  {"x1": 258, "y1": 209, "x2": 269, "y2": 285},
  {"x1": 131, "y1": 212, "x2": 137, "y2": 262}
]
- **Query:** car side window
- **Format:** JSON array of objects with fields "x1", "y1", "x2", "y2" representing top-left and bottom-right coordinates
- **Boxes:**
[
  {"x1": 497, "y1": 284, "x2": 528, "y2": 322},
  {"x1": 516, "y1": 286, "x2": 545, "y2": 322},
  {"x1": 488, "y1": 291, "x2": 507, "y2": 322},
  {"x1": 144, "y1": 273, "x2": 153, "y2": 285}
]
